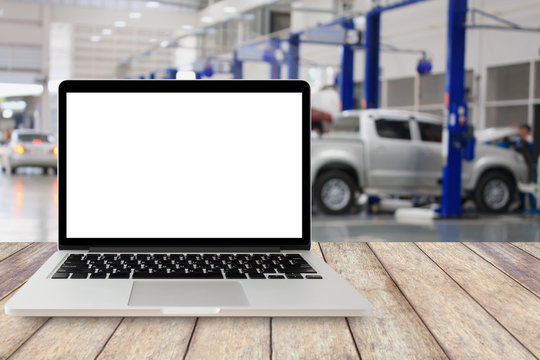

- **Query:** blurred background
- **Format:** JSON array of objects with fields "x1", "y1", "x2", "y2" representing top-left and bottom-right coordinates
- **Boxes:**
[{"x1": 1, "y1": 0, "x2": 539, "y2": 242}]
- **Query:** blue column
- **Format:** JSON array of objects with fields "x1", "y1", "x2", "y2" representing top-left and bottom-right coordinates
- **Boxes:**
[
  {"x1": 287, "y1": 34, "x2": 300, "y2": 79},
  {"x1": 164, "y1": 68, "x2": 177, "y2": 79},
  {"x1": 440, "y1": 0, "x2": 468, "y2": 218},
  {"x1": 339, "y1": 18, "x2": 355, "y2": 110},
  {"x1": 269, "y1": 37, "x2": 281, "y2": 79},
  {"x1": 363, "y1": 10, "x2": 380, "y2": 109},
  {"x1": 232, "y1": 50, "x2": 243, "y2": 79}
]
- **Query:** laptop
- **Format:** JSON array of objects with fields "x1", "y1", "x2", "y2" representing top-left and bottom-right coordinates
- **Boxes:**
[{"x1": 5, "y1": 80, "x2": 372, "y2": 317}]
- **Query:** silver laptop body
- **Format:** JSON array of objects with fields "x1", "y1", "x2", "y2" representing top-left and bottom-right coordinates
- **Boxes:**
[{"x1": 6, "y1": 80, "x2": 372, "y2": 317}]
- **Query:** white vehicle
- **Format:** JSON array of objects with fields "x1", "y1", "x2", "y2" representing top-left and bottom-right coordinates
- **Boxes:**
[
  {"x1": 1, "y1": 129, "x2": 58, "y2": 174},
  {"x1": 312, "y1": 109, "x2": 529, "y2": 214}
]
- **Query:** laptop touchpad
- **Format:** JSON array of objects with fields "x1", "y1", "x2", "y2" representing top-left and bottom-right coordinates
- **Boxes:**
[{"x1": 128, "y1": 281, "x2": 250, "y2": 307}]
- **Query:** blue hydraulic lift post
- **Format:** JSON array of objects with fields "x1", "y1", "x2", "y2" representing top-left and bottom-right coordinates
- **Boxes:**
[
  {"x1": 362, "y1": 0, "x2": 428, "y2": 109},
  {"x1": 440, "y1": 0, "x2": 468, "y2": 218},
  {"x1": 287, "y1": 33, "x2": 300, "y2": 79},
  {"x1": 269, "y1": 37, "x2": 282, "y2": 79},
  {"x1": 339, "y1": 18, "x2": 355, "y2": 110},
  {"x1": 232, "y1": 50, "x2": 243, "y2": 79},
  {"x1": 363, "y1": 10, "x2": 380, "y2": 109}
]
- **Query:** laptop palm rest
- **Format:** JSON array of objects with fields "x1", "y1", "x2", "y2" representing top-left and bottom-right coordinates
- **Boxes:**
[{"x1": 128, "y1": 281, "x2": 250, "y2": 309}]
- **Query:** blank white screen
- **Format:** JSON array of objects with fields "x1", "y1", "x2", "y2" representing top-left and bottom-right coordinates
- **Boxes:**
[{"x1": 66, "y1": 92, "x2": 303, "y2": 238}]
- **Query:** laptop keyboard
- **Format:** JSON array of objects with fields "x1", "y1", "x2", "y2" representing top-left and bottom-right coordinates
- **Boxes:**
[{"x1": 51, "y1": 253, "x2": 322, "y2": 280}]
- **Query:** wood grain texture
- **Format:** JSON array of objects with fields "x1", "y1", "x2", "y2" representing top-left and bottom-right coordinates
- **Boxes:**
[
  {"x1": 9, "y1": 317, "x2": 122, "y2": 360},
  {"x1": 0, "y1": 243, "x2": 56, "y2": 300},
  {"x1": 184, "y1": 318, "x2": 270, "y2": 360},
  {"x1": 272, "y1": 317, "x2": 359, "y2": 360},
  {"x1": 370, "y1": 242, "x2": 535, "y2": 360},
  {"x1": 0, "y1": 243, "x2": 30, "y2": 262},
  {"x1": 0, "y1": 291, "x2": 48, "y2": 360},
  {"x1": 270, "y1": 243, "x2": 360, "y2": 360},
  {"x1": 321, "y1": 242, "x2": 447, "y2": 360},
  {"x1": 464, "y1": 242, "x2": 540, "y2": 296},
  {"x1": 311, "y1": 241, "x2": 323, "y2": 258},
  {"x1": 512, "y1": 242, "x2": 540, "y2": 259},
  {"x1": 418, "y1": 242, "x2": 540, "y2": 357},
  {"x1": 97, "y1": 318, "x2": 196, "y2": 360}
]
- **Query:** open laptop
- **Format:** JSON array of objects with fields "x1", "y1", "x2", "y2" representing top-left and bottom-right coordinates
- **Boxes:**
[{"x1": 6, "y1": 80, "x2": 372, "y2": 317}]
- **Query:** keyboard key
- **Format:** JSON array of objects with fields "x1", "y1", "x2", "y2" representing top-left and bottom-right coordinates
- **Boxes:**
[
  {"x1": 286, "y1": 273, "x2": 304, "y2": 279},
  {"x1": 267, "y1": 275, "x2": 285, "y2": 279},
  {"x1": 305, "y1": 275, "x2": 323, "y2": 279},
  {"x1": 70, "y1": 273, "x2": 89, "y2": 279},
  {"x1": 109, "y1": 273, "x2": 130, "y2": 279},
  {"x1": 226, "y1": 273, "x2": 246, "y2": 279},
  {"x1": 248, "y1": 273, "x2": 266, "y2": 279},
  {"x1": 52, "y1": 272, "x2": 69, "y2": 279},
  {"x1": 90, "y1": 273, "x2": 107, "y2": 279}
]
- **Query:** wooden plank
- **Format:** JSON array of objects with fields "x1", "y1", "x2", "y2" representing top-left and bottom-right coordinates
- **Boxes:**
[
  {"x1": 0, "y1": 243, "x2": 56, "y2": 300},
  {"x1": 184, "y1": 318, "x2": 270, "y2": 360},
  {"x1": 9, "y1": 317, "x2": 122, "y2": 360},
  {"x1": 419, "y1": 242, "x2": 540, "y2": 357},
  {"x1": 270, "y1": 243, "x2": 360, "y2": 359},
  {"x1": 0, "y1": 243, "x2": 30, "y2": 262},
  {"x1": 311, "y1": 241, "x2": 323, "y2": 258},
  {"x1": 97, "y1": 318, "x2": 196, "y2": 360},
  {"x1": 320, "y1": 242, "x2": 447, "y2": 360},
  {"x1": 464, "y1": 242, "x2": 540, "y2": 296},
  {"x1": 0, "y1": 290, "x2": 48, "y2": 360},
  {"x1": 370, "y1": 242, "x2": 535, "y2": 360},
  {"x1": 512, "y1": 242, "x2": 540, "y2": 260},
  {"x1": 272, "y1": 317, "x2": 359, "y2": 360}
]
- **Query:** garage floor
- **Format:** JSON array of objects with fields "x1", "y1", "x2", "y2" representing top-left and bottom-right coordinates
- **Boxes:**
[{"x1": 1, "y1": 171, "x2": 539, "y2": 243}]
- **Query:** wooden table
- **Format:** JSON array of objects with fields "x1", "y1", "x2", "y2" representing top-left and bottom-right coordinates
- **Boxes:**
[{"x1": 1, "y1": 242, "x2": 539, "y2": 360}]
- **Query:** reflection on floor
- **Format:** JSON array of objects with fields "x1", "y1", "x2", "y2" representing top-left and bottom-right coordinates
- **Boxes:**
[
  {"x1": 0, "y1": 169, "x2": 57, "y2": 242},
  {"x1": 312, "y1": 214, "x2": 540, "y2": 242},
  {"x1": 0, "y1": 170, "x2": 538, "y2": 242}
]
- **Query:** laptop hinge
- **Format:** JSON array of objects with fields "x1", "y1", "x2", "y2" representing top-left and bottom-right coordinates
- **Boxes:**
[{"x1": 88, "y1": 247, "x2": 282, "y2": 253}]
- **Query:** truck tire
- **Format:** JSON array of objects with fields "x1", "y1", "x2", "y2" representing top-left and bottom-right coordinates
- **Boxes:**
[
  {"x1": 474, "y1": 171, "x2": 515, "y2": 213},
  {"x1": 315, "y1": 170, "x2": 356, "y2": 215}
]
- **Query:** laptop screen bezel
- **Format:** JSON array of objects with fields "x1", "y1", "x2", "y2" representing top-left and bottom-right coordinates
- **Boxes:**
[{"x1": 58, "y1": 80, "x2": 311, "y2": 251}]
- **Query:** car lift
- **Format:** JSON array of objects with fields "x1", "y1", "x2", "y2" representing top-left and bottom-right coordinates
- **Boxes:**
[
  {"x1": 233, "y1": 17, "x2": 361, "y2": 110},
  {"x1": 363, "y1": 0, "x2": 473, "y2": 218}
]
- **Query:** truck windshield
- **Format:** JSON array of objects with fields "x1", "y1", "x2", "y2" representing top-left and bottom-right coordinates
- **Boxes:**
[{"x1": 18, "y1": 134, "x2": 55, "y2": 143}]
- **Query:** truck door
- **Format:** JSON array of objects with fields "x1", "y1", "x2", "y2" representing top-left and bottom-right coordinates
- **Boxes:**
[
  {"x1": 415, "y1": 120, "x2": 443, "y2": 189},
  {"x1": 367, "y1": 118, "x2": 419, "y2": 189}
]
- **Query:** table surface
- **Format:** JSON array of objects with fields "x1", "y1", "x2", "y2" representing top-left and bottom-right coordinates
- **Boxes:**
[{"x1": 0, "y1": 242, "x2": 539, "y2": 360}]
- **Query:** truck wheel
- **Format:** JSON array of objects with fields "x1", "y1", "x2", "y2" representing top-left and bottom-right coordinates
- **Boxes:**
[
  {"x1": 315, "y1": 170, "x2": 356, "y2": 215},
  {"x1": 474, "y1": 171, "x2": 515, "y2": 213}
]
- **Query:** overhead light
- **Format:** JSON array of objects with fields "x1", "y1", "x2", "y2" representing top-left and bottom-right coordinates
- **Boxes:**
[
  {"x1": 149, "y1": 38, "x2": 157, "y2": 43},
  {"x1": 0, "y1": 83, "x2": 43, "y2": 97},
  {"x1": 114, "y1": 21, "x2": 126, "y2": 28},
  {"x1": 2, "y1": 109, "x2": 13, "y2": 118},
  {"x1": 146, "y1": 1, "x2": 159, "y2": 8},
  {"x1": 101, "y1": 28, "x2": 112, "y2": 35},
  {"x1": 90, "y1": 35, "x2": 101, "y2": 42},
  {"x1": 129, "y1": 12, "x2": 142, "y2": 19},
  {"x1": 224, "y1": 6, "x2": 237, "y2": 14},
  {"x1": 182, "y1": 24, "x2": 193, "y2": 30},
  {"x1": 201, "y1": 16, "x2": 213, "y2": 24},
  {"x1": 160, "y1": 40, "x2": 169, "y2": 48},
  {"x1": 0, "y1": 100, "x2": 26, "y2": 111}
]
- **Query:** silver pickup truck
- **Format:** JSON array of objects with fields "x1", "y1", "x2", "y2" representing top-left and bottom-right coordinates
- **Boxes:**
[{"x1": 312, "y1": 109, "x2": 529, "y2": 214}]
